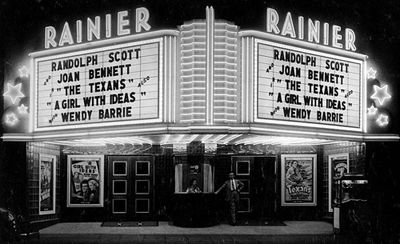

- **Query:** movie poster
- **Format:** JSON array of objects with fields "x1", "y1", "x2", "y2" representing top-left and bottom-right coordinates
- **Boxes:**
[
  {"x1": 67, "y1": 155, "x2": 104, "y2": 207},
  {"x1": 281, "y1": 154, "x2": 317, "y2": 206},
  {"x1": 328, "y1": 153, "x2": 349, "y2": 212},
  {"x1": 39, "y1": 154, "x2": 56, "y2": 215}
]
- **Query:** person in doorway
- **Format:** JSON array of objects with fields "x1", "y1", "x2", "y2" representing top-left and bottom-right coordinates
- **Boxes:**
[
  {"x1": 215, "y1": 172, "x2": 244, "y2": 225},
  {"x1": 186, "y1": 179, "x2": 202, "y2": 193}
]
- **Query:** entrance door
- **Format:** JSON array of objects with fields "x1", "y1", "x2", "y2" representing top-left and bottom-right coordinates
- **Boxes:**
[
  {"x1": 231, "y1": 156, "x2": 277, "y2": 220},
  {"x1": 108, "y1": 156, "x2": 154, "y2": 220}
]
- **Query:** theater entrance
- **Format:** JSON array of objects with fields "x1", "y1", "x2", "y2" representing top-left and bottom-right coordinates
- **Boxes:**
[
  {"x1": 108, "y1": 156, "x2": 155, "y2": 220},
  {"x1": 231, "y1": 156, "x2": 277, "y2": 220}
]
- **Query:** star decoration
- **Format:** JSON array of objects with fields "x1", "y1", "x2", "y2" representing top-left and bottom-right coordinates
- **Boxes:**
[
  {"x1": 3, "y1": 83, "x2": 25, "y2": 104},
  {"x1": 367, "y1": 67, "x2": 377, "y2": 79},
  {"x1": 376, "y1": 114, "x2": 389, "y2": 127},
  {"x1": 18, "y1": 104, "x2": 29, "y2": 114},
  {"x1": 367, "y1": 105, "x2": 377, "y2": 115},
  {"x1": 5, "y1": 112, "x2": 19, "y2": 126},
  {"x1": 370, "y1": 85, "x2": 391, "y2": 105},
  {"x1": 18, "y1": 65, "x2": 30, "y2": 78}
]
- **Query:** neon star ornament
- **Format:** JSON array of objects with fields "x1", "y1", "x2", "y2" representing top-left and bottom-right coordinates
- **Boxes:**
[
  {"x1": 18, "y1": 104, "x2": 28, "y2": 114},
  {"x1": 18, "y1": 65, "x2": 30, "y2": 78},
  {"x1": 367, "y1": 104, "x2": 377, "y2": 115},
  {"x1": 376, "y1": 114, "x2": 389, "y2": 127},
  {"x1": 3, "y1": 82, "x2": 25, "y2": 104},
  {"x1": 5, "y1": 112, "x2": 19, "y2": 126},
  {"x1": 367, "y1": 67, "x2": 377, "y2": 79},
  {"x1": 370, "y1": 85, "x2": 391, "y2": 105}
]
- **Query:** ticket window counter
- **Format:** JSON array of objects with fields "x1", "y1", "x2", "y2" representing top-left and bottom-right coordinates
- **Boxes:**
[
  {"x1": 172, "y1": 156, "x2": 217, "y2": 227},
  {"x1": 174, "y1": 157, "x2": 214, "y2": 193}
]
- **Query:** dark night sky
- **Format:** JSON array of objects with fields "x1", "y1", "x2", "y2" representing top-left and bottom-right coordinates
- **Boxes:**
[{"x1": 0, "y1": 0, "x2": 399, "y2": 133}]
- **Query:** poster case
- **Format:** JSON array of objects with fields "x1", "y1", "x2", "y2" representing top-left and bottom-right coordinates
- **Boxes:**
[
  {"x1": 328, "y1": 153, "x2": 349, "y2": 212},
  {"x1": 281, "y1": 154, "x2": 317, "y2": 206},
  {"x1": 39, "y1": 154, "x2": 57, "y2": 215},
  {"x1": 67, "y1": 155, "x2": 104, "y2": 207}
]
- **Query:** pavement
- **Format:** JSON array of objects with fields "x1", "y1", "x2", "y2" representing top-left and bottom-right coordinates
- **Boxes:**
[{"x1": 19, "y1": 221, "x2": 361, "y2": 243}]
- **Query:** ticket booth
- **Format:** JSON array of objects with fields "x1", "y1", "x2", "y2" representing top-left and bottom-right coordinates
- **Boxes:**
[{"x1": 172, "y1": 154, "x2": 217, "y2": 227}]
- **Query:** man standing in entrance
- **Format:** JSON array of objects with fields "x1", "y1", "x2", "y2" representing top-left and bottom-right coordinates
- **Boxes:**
[{"x1": 215, "y1": 172, "x2": 244, "y2": 225}]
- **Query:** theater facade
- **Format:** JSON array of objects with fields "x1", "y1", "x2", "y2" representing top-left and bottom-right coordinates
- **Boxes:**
[{"x1": 1, "y1": 5, "x2": 399, "y2": 228}]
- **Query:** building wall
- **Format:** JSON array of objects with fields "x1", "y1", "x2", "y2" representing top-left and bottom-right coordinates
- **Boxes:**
[
  {"x1": 0, "y1": 142, "x2": 27, "y2": 215},
  {"x1": 26, "y1": 142, "x2": 61, "y2": 227},
  {"x1": 321, "y1": 142, "x2": 366, "y2": 217},
  {"x1": 23, "y1": 141, "x2": 366, "y2": 222}
]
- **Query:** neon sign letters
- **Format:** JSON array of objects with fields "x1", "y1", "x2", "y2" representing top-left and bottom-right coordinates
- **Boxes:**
[
  {"x1": 266, "y1": 8, "x2": 356, "y2": 51},
  {"x1": 45, "y1": 7, "x2": 151, "y2": 49}
]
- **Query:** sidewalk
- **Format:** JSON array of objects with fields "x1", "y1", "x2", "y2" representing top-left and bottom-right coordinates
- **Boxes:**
[{"x1": 21, "y1": 221, "x2": 341, "y2": 243}]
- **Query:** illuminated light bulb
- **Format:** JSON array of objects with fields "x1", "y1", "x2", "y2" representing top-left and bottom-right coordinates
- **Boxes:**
[
  {"x1": 3, "y1": 82, "x2": 25, "y2": 104},
  {"x1": 18, "y1": 104, "x2": 29, "y2": 114},
  {"x1": 367, "y1": 105, "x2": 377, "y2": 116},
  {"x1": 370, "y1": 85, "x2": 391, "y2": 105},
  {"x1": 366, "y1": 67, "x2": 377, "y2": 79},
  {"x1": 18, "y1": 65, "x2": 30, "y2": 77},
  {"x1": 376, "y1": 114, "x2": 389, "y2": 127},
  {"x1": 5, "y1": 112, "x2": 19, "y2": 126}
]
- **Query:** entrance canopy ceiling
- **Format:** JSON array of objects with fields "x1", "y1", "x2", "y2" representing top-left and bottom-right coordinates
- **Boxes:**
[{"x1": 47, "y1": 134, "x2": 336, "y2": 147}]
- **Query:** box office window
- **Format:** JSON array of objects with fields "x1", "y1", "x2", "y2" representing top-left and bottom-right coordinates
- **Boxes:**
[{"x1": 175, "y1": 162, "x2": 214, "y2": 193}]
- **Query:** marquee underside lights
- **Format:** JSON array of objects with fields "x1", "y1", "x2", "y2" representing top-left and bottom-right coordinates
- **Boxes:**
[
  {"x1": 47, "y1": 134, "x2": 337, "y2": 146},
  {"x1": 370, "y1": 85, "x2": 391, "y2": 105},
  {"x1": 3, "y1": 83, "x2": 25, "y2": 104}
]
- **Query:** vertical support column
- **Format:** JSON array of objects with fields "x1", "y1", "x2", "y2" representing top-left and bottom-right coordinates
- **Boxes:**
[
  {"x1": 206, "y1": 6, "x2": 215, "y2": 125},
  {"x1": 240, "y1": 36, "x2": 254, "y2": 123},
  {"x1": 163, "y1": 36, "x2": 177, "y2": 123}
]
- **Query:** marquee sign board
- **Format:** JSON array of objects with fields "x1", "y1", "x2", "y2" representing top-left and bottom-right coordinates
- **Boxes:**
[
  {"x1": 32, "y1": 38, "x2": 162, "y2": 131},
  {"x1": 255, "y1": 39, "x2": 365, "y2": 131}
]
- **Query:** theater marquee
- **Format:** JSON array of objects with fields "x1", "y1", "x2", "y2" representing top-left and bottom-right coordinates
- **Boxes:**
[
  {"x1": 32, "y1": 38, "x2": 162, "y2": 131},
  {"x1": 255, "y1": 39, "x2": 365, "y2": 131}
]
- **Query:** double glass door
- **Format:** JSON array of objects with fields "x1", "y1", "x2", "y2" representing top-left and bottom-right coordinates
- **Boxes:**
[
  {"x1": 231, "y1": 156, "x2": 277, "y2": 220},
  {"x1": 108, "y1": 156, "x2": 154, "y2": 220}
]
